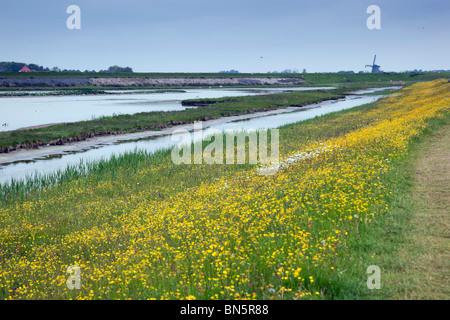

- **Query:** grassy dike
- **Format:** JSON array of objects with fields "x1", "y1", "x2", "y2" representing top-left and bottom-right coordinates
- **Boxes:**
[
  {"x1": 0, "y1": 80, "x2": 448, "y2": 300},
  {"x1": 1, "y1": 72, "x2": 449, "y2": 94},
  {"x1": 324, "y1": 110, "x2": 450, "y2": 300},
  {"x1": 1, "y1": 70, "x2": 449, "y2": 82},
  {"x1": 0, "y1": 89, "x2": 345, "y2": 151}
]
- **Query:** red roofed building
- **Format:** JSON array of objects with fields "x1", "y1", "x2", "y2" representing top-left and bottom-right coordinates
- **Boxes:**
[{"x1": 19, "y1": 65, "x2": 32, "y2": 72}]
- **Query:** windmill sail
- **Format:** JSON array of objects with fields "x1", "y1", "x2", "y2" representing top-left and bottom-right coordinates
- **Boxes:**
[{"x1": 365, "y1": 55, "x2": 381, "y2": 73}]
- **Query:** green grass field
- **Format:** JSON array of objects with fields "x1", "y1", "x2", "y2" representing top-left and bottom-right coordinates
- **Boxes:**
[
  {"x1": 1, "y1": 71, "x2": 449, "y2": 89},
  {"x1": 0, "y1": 80, "x2": 448, "y2": 300}
]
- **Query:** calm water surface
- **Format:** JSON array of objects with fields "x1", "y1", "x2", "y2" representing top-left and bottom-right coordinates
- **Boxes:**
[
  {"x1": 0, "y1": 93, "x2": 386, "y2": 185},
  {"x1": 0, "y1": 87, "x2": 333, "y2": 131}
]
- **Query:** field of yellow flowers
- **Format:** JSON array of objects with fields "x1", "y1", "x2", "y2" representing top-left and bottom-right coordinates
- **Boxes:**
[{"x1": 0, "y1": 80, "x2": 449, "y2": 300}]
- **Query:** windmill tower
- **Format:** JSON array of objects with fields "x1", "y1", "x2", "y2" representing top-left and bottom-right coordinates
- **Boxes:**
[{"x1": 365, "y1": 55, "x2": 381, "y2": 73}]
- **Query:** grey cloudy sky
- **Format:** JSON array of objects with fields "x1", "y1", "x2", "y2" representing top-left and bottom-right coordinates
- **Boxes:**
[{"x1": 1, "y1": 0, "x2": 449, "y2": 72}]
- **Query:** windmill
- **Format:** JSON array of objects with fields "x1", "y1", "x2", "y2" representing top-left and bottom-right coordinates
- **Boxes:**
[{"x1": 365, "y1": 55, "x2": 381, "y2": 73}]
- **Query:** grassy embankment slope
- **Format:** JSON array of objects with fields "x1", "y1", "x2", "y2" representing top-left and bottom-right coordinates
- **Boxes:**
[
  {"x1": 0, "y1": 79, "x2": 448, "y2": 300},
  {"x1": 1, "y1": 71, "x2": 449, "y2": 91}
]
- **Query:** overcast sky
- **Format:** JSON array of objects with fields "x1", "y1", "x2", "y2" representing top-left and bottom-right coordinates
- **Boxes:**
[{"x1": 1, "y1": 0, "x2": 449, "y2": 73}]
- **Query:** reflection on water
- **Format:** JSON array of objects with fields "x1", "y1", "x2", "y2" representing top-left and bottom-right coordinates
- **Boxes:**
[{"x1": 0, "y1": 94, "x2": 383, "y2": 185}]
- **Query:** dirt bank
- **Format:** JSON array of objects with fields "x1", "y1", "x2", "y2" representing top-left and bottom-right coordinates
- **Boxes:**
[{"x1": 0, "y1": 77, "x2": 306, "y2": 88}]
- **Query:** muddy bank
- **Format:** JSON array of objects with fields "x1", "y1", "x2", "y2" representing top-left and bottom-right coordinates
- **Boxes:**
[
  {"x1": 1, "y1": 129, "x2": 136, "y2": 154},
  {"x1": 0, "y1": 106, "x2": 307, "y2": 164},
  {"x1": 90, "y1": 77, "x2": 305, "y2": 87},
  {"x1": 181, "y1": 99, "x2": 236, "y2": 107},
  {"x1": 0, "y1": 77, "x2": 306, "y2": 88},
  {"x1": 0, "y1": 78, "x2": 91, "y2": 87}
]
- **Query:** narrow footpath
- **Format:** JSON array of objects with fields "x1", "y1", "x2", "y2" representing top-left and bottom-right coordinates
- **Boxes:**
[{"x1": 394, "y1": 124, "x2": 449, "y2": 299}]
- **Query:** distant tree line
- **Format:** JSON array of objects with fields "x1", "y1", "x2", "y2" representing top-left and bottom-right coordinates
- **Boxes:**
[
  {"x1": 268, "y1": 68, "x2": 305, "y2": 74},
  {"x1": 0, "y1": 62, "x2": 49, "y2": 72},
  {"x1": 104, "y1": 65, "x2": 134, "y2": 73},
  {"x1": 0, "y1": 62, "x2": 133, "y2": 73},
  {"x1": 1, "y1": 61, "x2": 448, "y2": 74}
]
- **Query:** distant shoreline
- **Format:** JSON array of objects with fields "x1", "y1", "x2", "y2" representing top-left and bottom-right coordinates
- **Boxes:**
[
  {"x1": 0, "y1": 88, "x2": 187, "y2": 97},
  {"x1": 0, "y1": 72, "x2": 447, "y2": 92},
  {"x1": 0, "y1": 77, "x2": 306, "y2": 89}
]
